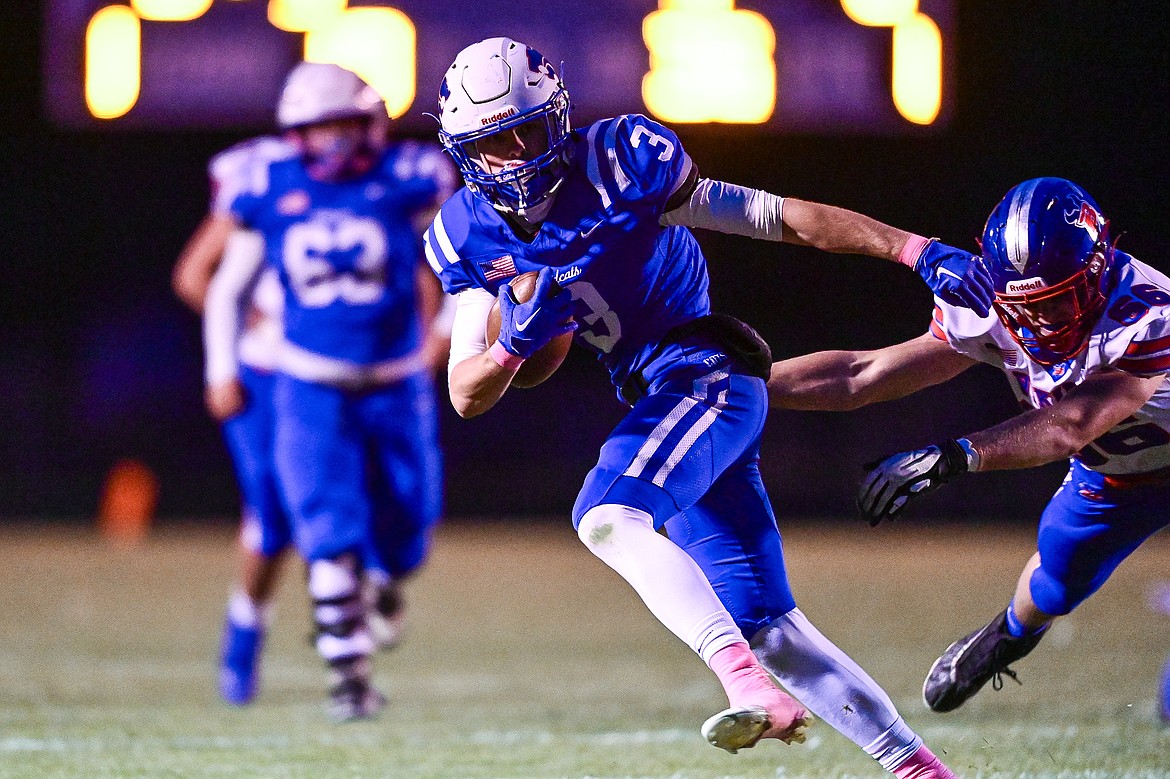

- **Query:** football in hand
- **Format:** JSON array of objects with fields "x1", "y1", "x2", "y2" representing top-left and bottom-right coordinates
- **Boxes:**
[{"x1": 486, "y1": 270, "x2": 574, "y2": 388}]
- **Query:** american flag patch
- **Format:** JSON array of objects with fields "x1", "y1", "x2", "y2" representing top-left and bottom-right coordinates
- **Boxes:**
[{"x1": 480, "y1": 254, "x2": 517, "y2": 282}]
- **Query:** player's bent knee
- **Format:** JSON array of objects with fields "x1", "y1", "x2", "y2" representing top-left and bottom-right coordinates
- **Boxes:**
[
  {"x1": 1029, "y1": 569, "x2": 1083, "y2": 616},
  {"x1": 576, "y1": 504, "x2": 654, "y2": 552}
]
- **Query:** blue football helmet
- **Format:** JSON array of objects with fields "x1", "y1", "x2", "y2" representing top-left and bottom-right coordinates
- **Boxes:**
[
  {"x1": 981, "y1": 177, "x2": 1115, "y2": 364},
  {"x1": 437, "y1": 38, "x2": 572, "y2": 219}
]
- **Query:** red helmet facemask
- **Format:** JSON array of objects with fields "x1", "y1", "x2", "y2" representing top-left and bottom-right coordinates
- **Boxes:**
[{"x1": 992, "y1": 249, "x2": 1109, "y2": 365}]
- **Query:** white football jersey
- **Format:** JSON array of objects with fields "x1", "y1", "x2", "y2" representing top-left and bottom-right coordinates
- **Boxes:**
[
  {"x1": 208, "y1": 136, "x2": 296, "y2": 372},
  {"x1": 933, "y1": 254, "x2": 1170, "y2": 475}
]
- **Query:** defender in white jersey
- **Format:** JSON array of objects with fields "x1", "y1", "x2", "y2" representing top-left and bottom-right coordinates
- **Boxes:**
[
  {"x1": 768, "y1": 177, "x2": 1170, "y2": 716},
  {"x1": 429, "y1": 37, "x2": 998, "y2": 776}
]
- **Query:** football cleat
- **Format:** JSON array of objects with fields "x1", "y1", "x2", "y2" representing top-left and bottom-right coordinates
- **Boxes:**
[
  {"x1": 326, "y1": 676, "x2": 387, "y2": 723},
  {"x1": 219, "y1": 619, "x2": 264, "y2": 706},
  {"x1": 701, "y1": 695, "x2": 811, "y2": 753},
  {"x1": 324, "y1": 656, "x2": 386, "y2": 723},
  {"x1": 923, "y1": 609, "x2": 1045, "y2": 712}
]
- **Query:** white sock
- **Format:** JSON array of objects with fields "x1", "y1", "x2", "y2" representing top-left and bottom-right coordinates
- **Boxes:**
[
  {"x1": 577, "y1": 504, "x2": 743, "y2": 662},
  {"x1": 308, "y1": 556, "x2": 374, "y2": 663},
  {"x1": 752, "y1": 608, "x2": 921, "y2": 757},
  {"x1": 226, "y1": 590, "x2": 272, "y2": 630}
]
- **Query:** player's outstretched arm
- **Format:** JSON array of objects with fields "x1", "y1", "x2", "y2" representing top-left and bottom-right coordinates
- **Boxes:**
[
  {"x1": 660, "y1": 181, "x2": 993, "y2": 315},
  {"x1": 173, "y1": 214, "x2": 238, "y2": 313},
  {"x1": 768, "y1": 333, "x2": 975, "y2": 411},
  {"x1": 781, "y1": 198, "x2": 993, "y2": 316},
  {"x1": 966, "y1": 369, "x2": 1166, "y2": 471},
  {"x1": 857, "y1": 368, "x2": 1166, "y2": 524}
]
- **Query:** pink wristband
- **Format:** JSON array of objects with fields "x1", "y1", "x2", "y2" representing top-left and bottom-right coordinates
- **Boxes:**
[
  {"x1": 488, "y1": 340, "x2": 526, "y2": 370},
  {"x1": 898, "y1": 234, "x2": 931, "y2": 269}
]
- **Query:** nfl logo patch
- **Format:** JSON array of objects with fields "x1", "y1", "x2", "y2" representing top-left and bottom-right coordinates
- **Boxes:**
[{"x1": 480, "y1": 254, "x2": 517, "y2": 282}]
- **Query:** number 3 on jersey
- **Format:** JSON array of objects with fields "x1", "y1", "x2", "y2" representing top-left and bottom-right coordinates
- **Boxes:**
[
  {"x1": 283, "y1": 217, "x2": 388, "y2": 307},
  {"x1": 570, "y1": 281, "x2": 622, "y2": 353}
]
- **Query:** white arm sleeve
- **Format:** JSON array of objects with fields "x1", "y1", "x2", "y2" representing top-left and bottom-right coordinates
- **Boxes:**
[
  {"x1": 431, "y1": 291, "x2": 460, "y2": 339},
  {"x1": 447, "y1": 287, "x2": 497, "y2": 380},
  {"x1": 203, "y1": 229, "x2": 266, "y2": 386},
  {"x1": 659, "y1": 177, "x2": 786, "y2": 242}
]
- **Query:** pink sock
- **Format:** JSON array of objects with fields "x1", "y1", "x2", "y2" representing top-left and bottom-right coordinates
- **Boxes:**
[
  {"x1": 893, "y1": 744, "x2": 956, "y2": 779},
  {"x1": 709, "y1": 642, "x2": 776, "y2": 707}
]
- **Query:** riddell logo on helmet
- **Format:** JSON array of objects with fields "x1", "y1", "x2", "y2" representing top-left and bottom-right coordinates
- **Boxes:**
[
  {"x1": 1006, "y1": 277, "x2": 1046, "y2": 294},
  {"x1": 480, "y1": 107, "x2": 517, "y2": 126}
]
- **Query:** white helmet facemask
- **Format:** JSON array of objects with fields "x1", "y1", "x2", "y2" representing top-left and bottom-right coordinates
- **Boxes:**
[{"x1": 437, "y1": 38, "x2": 572, "y2": 218}]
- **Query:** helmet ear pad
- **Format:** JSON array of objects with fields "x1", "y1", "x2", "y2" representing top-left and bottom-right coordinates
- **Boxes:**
[{"x1": 981, "y1": 177, "x2": 1114, "y2": 363}]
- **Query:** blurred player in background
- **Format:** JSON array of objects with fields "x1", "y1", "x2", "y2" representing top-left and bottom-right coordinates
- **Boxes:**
[
  {"x1": 174, "y1": 134, "x2": 300, "y2": 708},
  {"x1": 767, "y1": 177, "x2": 1170, "y2": 718},
  {"x1": 425, "y1": 37, "x2": 995, "y2": 776},
  {"x1": 200, "y1": 61, "x2": 455, "y2": 720}
]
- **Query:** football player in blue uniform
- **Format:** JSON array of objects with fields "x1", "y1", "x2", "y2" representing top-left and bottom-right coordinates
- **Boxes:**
[
  {"x1": 767, "y1": 178, "x2": 1170, "y2": 720},
  {"x1": 177, "y1": 133, "x2": 446, "y2": 707},
  {"x1": 426, "y1": 37, "x2": 991, "y2": 775},
  {"x1": 174, "y1": 153, "x2": 293, "y2": 709},
  {"x1": 202, "y1": 61, "x2": 455, "y2": 720}
]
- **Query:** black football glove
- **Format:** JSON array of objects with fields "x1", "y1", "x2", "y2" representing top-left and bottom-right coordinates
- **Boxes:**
[{"x1": 857, "y1": 439, "x2": 971, "y2": 526}]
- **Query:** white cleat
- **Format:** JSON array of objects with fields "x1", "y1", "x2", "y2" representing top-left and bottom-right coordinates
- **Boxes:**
[{"x1": 701, "y1": 703, "x2": 811, "y2": 753}]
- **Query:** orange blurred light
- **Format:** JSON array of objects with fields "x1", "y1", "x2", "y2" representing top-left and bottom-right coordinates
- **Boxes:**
[
  {"x1": 268, "y1": 0, "x2": 347, "y2": 32},
  {"x1": 304, "y1": 7, "x2": 416, "y2": 119},
  {"x1": 892, "y1": 12, "x2": 942, "y2": 124},
  {"x1": 642, "y1": 0, "x2": 775, "y2": 124},
  {"x1": 85, "y1": 5, "x2": 140, "y2": 120},
  {"x1": 840, "y1": 0, "x2": 917, "y2": 27},
  {"x1": 130, "y1": 0, "x2": 213, "y2": 22}
]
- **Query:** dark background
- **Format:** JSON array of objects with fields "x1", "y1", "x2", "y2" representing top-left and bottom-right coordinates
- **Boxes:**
[{"x1": 1, "y1": 1, "x2": 1166, "y2": 523}]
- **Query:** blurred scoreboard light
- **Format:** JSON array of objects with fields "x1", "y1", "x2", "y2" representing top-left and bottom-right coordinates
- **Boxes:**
[{"x1": 44, "y1": 0, "x2": 954, "y2": 133}]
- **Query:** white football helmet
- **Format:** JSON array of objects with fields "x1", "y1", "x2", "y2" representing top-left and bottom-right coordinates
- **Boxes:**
[
  {"x1": 276, "y1": 61, "x2": 389, "y2": 181},
  {"x1": 277, "y1": 61, "x2": 385, "y2": 129},
  {"x1": 438, "y1": 37, "x2": 572, "y2": 217}
]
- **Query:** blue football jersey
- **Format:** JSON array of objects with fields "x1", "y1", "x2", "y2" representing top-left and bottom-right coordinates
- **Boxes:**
[
  {"x1": 229, "y1": 141, "x2": 447, "y2": 365},
  {"x1": 424, "y1": 114, "x2": 710, "y2": 390}
]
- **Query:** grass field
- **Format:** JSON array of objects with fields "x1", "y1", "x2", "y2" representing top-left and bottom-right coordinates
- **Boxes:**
[{"x1": 2, "y1": 519, "x2": 1168, "y2": 778}]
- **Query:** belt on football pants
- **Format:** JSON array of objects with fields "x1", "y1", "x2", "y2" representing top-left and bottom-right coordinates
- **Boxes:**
[{"x1": 619, "y1": 313, "x2": 772, "y2": 407}]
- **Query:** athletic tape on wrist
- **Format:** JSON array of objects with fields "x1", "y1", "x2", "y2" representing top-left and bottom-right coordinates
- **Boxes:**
[
  {"x1": 488, "y1": 340, "x2": 526, "y2": 370},
  {"x1": 898, "y1": 234, "x2": 932, "y2": 269}
]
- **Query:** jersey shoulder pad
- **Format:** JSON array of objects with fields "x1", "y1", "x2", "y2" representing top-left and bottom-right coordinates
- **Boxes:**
[
  {"x1": 932, "y1": 298, "x2": 1005, "y2": 366},
  {"x1": 423, "y1": 191, "x2": 483, "y2": 294},
  {"x1": 1112, "y1": 260, "x2": 1170, "y2": 376},
  {"x1": 582, "y1": 114, "x2": 693, "y2": 211},
  {"x1": 386, "y1": 140, "x2": 458, "y2": 199},
  {"x1": 209, "y1": 135, "x2": 296, "y2": 214}
]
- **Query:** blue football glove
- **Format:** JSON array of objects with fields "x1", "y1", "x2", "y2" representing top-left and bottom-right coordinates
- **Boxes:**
[
  {"x1": 914, "y1": 240, "x2": 994, "y2": 317},
  {"x1": 857, "y1": 439, "x2": 971, "y2": 526},
  {"x1": 497, "y1": 266, "x2": 577, "y2": 359}
]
